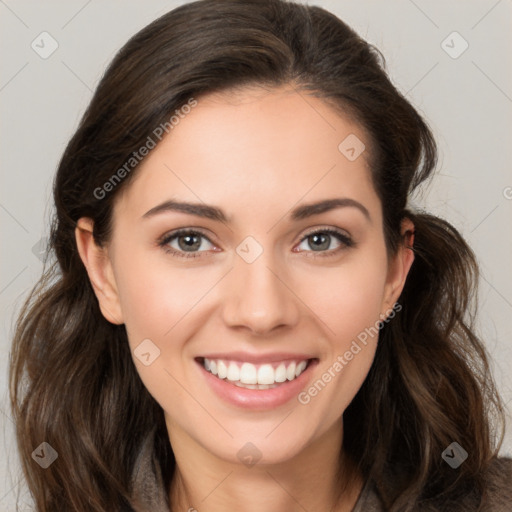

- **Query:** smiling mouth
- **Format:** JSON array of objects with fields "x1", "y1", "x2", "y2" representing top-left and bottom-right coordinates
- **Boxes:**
[{"x1": 196, "y1": 357, "x2": 316, "y2": 390}]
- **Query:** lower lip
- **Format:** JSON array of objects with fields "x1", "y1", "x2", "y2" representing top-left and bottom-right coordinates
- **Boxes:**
[{"x1": 196, "y1": 359, "x2": 318, "y2": 410}]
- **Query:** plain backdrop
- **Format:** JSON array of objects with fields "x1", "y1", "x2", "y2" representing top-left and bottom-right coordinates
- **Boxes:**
[{"x1": 1, "y1": 0, "x2": 511, "y2": 509}]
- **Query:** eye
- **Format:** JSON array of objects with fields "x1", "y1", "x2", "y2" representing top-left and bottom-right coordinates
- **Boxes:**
[
  {"x1": 294, "y1": 228, "x2": 354, "y2": 258},
  {"x1": 158, "y1": 229, "x2": 217, "y2": 259},
  {"x1": 158, "y1": 227, "x2": 354, "y2": 260}
]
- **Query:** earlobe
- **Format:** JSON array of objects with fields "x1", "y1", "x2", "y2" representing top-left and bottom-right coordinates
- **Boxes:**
[
  {"x1": 382, "y1": 218, "x2": 415, "y2": 315},
  {"x1": 75, "y1": 218, "x2": 124, "y2": 325}
]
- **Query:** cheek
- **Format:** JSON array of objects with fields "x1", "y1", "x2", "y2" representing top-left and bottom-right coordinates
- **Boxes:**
[
  {"x1": 112, "y1": 255, "x2": 202, "y2": 413},
  {"x1": 110, "y1": 246, "x2": 222, "y2": 406},
  {"x1": 113, "y1": 249, "x2": 211, "y2": 347},
  {"x1": 299, "y1": 250, "x2": 389, "y2": 414},
  {"x1": 314, "y1": 249, "x2": 389, "y2": 342}
]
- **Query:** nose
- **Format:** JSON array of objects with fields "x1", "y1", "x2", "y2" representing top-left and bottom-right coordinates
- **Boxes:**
[{"x1": 221, "y1": 251, "x2": 301, "y2": 336}]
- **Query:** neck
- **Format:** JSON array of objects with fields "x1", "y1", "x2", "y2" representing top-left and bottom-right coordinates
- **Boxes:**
[{"x1": 168, "y1": 419, "x2": 364, "y2": 512}]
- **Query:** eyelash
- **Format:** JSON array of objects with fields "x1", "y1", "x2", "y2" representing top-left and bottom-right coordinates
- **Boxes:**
[{"x1": 157, "y1": 227, "x2": 354, "y2": 260}]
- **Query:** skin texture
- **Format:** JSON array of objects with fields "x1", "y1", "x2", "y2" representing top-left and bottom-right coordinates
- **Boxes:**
[{"x1": 75, "y1": 85, "x2": 414, "y2": 512}]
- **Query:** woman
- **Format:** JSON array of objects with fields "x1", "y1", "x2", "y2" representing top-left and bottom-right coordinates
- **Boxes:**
[{"x1": 10, "y1": 0, "x2": 512, "y2": 510}]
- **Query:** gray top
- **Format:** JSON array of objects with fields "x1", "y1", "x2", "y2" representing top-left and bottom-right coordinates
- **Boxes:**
[
  {"x1": 130, "y1": 432, "x2": 512, "y2": 511},
  {"x1": 351, "y1": 458, "x2": 512, "y2": 512},
  {"x1": 351, "y1": 479, "x2": 382, "y2": 512}
]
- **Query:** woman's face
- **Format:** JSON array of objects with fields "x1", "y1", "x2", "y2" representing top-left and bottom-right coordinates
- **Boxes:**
[{"x1": 80, "y1": 85, "x2": 412, "y2": 466}]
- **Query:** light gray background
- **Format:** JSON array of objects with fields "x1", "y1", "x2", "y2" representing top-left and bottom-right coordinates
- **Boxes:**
[{"x1": 1, "y1": 0, "x2": 511, "y2": 509}]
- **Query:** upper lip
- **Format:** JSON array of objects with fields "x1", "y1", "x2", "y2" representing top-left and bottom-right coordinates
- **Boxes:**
[{"x1": 197, "y1": 352, "x2": 316, "y2": 364}]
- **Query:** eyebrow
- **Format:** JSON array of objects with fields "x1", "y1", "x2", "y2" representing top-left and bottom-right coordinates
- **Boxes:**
[{"x1": 142, "y1": 197, "x2": 371, "y2": 223}]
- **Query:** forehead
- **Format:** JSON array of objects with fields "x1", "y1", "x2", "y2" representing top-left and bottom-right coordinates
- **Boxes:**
[{"x1": 113, "y1": 85, "x2": 380, "y2": 224}]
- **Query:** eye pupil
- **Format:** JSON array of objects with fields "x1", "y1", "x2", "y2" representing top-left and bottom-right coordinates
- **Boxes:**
[
  {"x1": 179, "y1": 234, "x2": 201, "y2": 251},
  {"x1": 309, "y1": 233, "x2": 330, "y2": 251}
]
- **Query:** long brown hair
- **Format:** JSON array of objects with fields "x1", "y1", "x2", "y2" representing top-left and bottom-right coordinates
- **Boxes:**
[{"x1": 10, "y1": 0, "x2": 507, "y2": 510}]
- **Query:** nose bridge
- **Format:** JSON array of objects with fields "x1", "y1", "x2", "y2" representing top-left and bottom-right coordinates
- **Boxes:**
[{"x1": 222, "y1": 241, "x2": 300, "y2": 334}]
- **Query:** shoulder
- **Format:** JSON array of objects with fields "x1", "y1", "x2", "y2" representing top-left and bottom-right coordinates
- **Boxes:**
[
  {"x1": 130, "y1": 427, "x2": 169, "y2": 512},
  {"x1": 355, "y1": 457, "x2": 512, "y2": 512}
]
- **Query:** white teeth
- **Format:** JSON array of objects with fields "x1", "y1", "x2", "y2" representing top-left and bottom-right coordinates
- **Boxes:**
[
  {"x1": 286, "y1": 362, "x2": 296, "y2": 381},
  {"x1": 257, "y1": 364, "x2": 275, "y2": 385},
  {"x1": 240, "y1": 362, "x2": 257, "y2": 384},
  {"x1": 217, "y1": 360, "x2": 228, "y2": 379},
  {"x1": 226, "y1": 362, "x2": 240, "y2": 381},
  {"x1": 275, "y1": 363, "x2": 287, "y2": 383},
  {"x1": 202, "y1": 358, "x2": 310, "y2": 386},
  {"x1": 233, "y1": 382, "x2": 279, "y2": 390},
  {"x1": 295, "y1": 360, "x2": 307, "y2": 377},
  {"x1": 234, "y1": 382, "x2": 258, "y2": 389}
]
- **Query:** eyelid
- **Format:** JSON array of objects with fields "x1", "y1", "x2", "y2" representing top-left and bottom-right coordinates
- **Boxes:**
[
  {"x1": 299, "y1": 225, "x2": 351, "y2": 241},
  {"x1": 158, "y1": 227, "x2": 215, "y2": 244}
]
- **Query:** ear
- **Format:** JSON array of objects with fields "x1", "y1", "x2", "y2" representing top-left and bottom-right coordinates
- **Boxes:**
[
  {"x1": 381, "y1": 217, "x2": 415, "y2": 316},
  {"x1": 75, "y1": 217, "x2": 124, "y2": 325}
]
